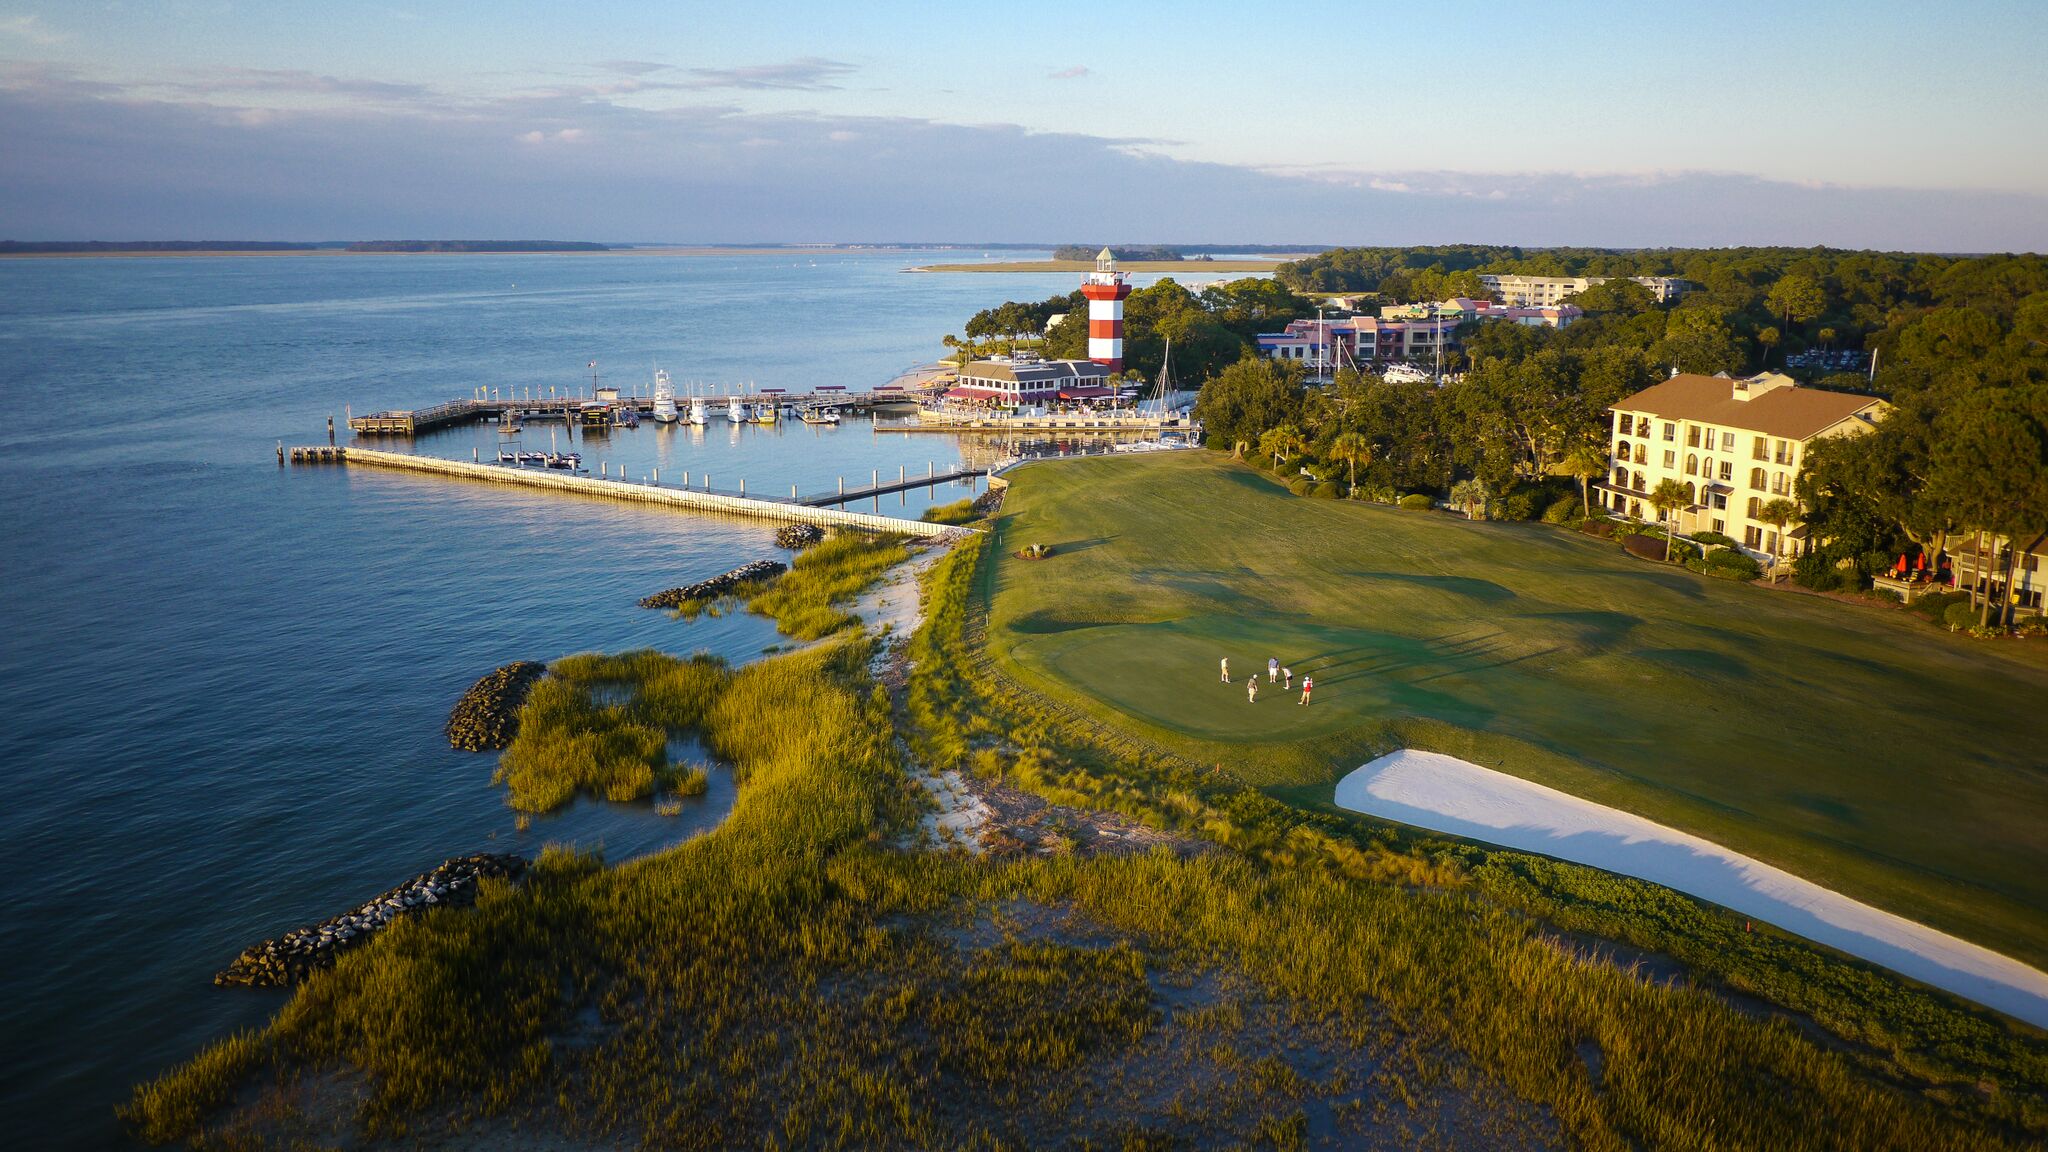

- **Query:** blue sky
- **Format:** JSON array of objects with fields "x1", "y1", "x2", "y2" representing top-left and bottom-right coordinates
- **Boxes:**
[{"x1": 3, "y1": 0, "x2": 2045, "y2": 246}]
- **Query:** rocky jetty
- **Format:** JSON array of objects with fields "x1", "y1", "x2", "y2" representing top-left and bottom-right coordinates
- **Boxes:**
[
  {"x1": 775, "y1": 523, "x2": 825, "y2": 549},
  {"x1": 214, "y1": 853, "x2": 527, "y2": 988},
  {"x1": 445, "y1": 661, "x2": 546, "y2": 751},
  {"x1": 639, "y1": 559, "x2": 786, "y2": 609}
]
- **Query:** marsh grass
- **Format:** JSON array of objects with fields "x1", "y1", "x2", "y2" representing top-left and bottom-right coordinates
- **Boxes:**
[
  {"x1": 127, "y1": 544, "x2": 2048, "y2": 1151},
  {"x1": 745, "y1": 530, "x2": 909, "y2": 641},
  {"x1": 492, "y1": 653, "x2": 728, "y2": 812},
  {"x1": 920, "y1": 497, "x2": 981, "y2": 526}
]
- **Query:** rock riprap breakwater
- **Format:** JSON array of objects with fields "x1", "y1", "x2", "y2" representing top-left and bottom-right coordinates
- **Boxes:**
[
  {"x1": 214, "y1": 853, "x2": 527, "y2": 988},
  {"x1": 445, "y1": 661, "x2": 546, "y2": 751},
  {"x1": 776, "y1": 523, "x2": 825, "y2": 549},
  {"x1": 640, "y1": 559, "x2": 787, "y2": 609}
]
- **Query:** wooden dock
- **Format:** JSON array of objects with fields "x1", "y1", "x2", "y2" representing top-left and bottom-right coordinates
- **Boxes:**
[
  {"x1": 291, "y1": 447, "x2": 968, "y2": 538},
  {"x1": 797, "y1": 464, "x2": 988, "y2": 507}
]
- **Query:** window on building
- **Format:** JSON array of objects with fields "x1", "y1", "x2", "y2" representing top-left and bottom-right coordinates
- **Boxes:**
[
  {"x1": 1634, "y1": 471, "x2": 1645, "y2": 491},
  {"x1": 1753, "y1": 436, "x2": 1769, "y2": 461},
  {"x1": 1750, "y1": 467, "x2": 1767, "y2": 490},
  {"x1": 1613, "y1": 467, "x2": 1628, "y2": 487},
  {"x1": 1663, "y1": 423, "x2": 1676, "y2": 442},
  {"x1": 1720, "y1": 461, "x2": 1733, "y2": 481},
  {"x1": 1634, "y1": 445, "x2": 1647, "y2": 465},
  {"x1": 1685, "y1": 454, "x2": 1698, "y2": 476},
  {"x1": 1712, "y1": 493, "x2": 1728, "y2": 510},
  {"x1": 1684, "y1": 482, "x2": 1696, "y2": 504},
  {"x1": 1722, "y1": 432, "x2": 1735, "y2": 452},
  {"x1": 1662, "y1": 450, "x2": 1676, "y2": 468},
  {"x1": 1712, "y1": 518, "x2": 1725, "y2": 533},
  {"x1": 1745, "y1": 525, "x2": 1763, "y2": 548},
  {"x1": 1616, "y1": 439, "x2": 1631, "y2": 460},
  {"x1": 1687, "y1": 427, "x2": 1701, "y2": 448},
  {"x1": 1746, "y1": 496, "x2": 1761, "y2": 518}
]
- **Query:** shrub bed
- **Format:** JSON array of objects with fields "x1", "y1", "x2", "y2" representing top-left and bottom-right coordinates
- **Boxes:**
[{"x1": 1397, "y1": 493, "x2": 1434, "y2": 510}]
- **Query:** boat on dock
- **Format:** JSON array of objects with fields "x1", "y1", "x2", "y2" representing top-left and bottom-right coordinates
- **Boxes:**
[
  {"x1": 800, "y1": 407, "x2": 841, "y2": 426},
  {"x1": 727, "y1": 398, "x2": 749, "y2": 423},
  {"x1": 652, "y1": 369, "x2": 677, "y2": 423},
  {"x1": 753, "y1": 404, "x2": 779, "y2": 424}
]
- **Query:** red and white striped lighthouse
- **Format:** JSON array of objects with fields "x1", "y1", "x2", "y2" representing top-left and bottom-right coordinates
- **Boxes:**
[{"x1": 1080, "y1": 247, "x2": 1132, "y2": 373}]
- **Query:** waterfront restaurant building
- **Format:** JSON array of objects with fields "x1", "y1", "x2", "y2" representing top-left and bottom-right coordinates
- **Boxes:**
[
  {"x1": 946, "y1": 351, "x2": 1114, "y2": 409},
  {"x1": 1597, "y1": 372, "x2": 1888, "y2": 559}
]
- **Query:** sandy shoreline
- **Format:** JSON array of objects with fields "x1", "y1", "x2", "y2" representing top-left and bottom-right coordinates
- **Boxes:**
[
  {"x1": 909, "y1": 259, "x2": 1287, "y2": 273},
  {"x1": 1335, "y1": 749, "x2": 2048, "y2": 1029}
]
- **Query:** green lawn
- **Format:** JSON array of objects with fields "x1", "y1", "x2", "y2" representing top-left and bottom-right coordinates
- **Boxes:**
[{"x1": 985, "y1": 452, "x2": 2048, "y2": 967}]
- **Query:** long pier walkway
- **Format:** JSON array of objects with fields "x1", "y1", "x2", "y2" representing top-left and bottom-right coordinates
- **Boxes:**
[{"x1": 301, "y1": 447, "x2": 970, "y2": 538}]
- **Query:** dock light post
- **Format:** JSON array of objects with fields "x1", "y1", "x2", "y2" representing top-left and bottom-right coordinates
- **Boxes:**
[
  {"x1": 652, "y1": 467, "x2": 658, "y2": 485},
  {"x1": 838, "y1": 476, "x2": 843, "y2": 496},
  {"x1": 791, "y1": 484, "x2": 797, "y2": 499},
  {"x1": 740, "y1": 478, "x2": 746, "y2": 496}
]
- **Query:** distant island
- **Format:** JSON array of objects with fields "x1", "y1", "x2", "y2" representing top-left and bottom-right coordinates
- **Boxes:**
[
  {"x1": 0, "y1": 240, "x2": 338, "y2": 254},
  {"x1": 343, "y1": 240, "x2": 611, "y2": 253}
]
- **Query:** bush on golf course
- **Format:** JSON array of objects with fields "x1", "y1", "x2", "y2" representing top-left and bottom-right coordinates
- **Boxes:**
[
  {"x1": 1310, "y1": 482, "x2": 1341, "y2": 499},
  {"x1": 1398, "y1": 493, "x2": 1433, "y2": 510}
]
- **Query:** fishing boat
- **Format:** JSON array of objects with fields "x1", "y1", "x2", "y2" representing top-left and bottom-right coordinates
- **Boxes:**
[
  {"x1": 652, "y1": 368, "x2": 677, "y2": 423},
  {"x1": 753, "y1": 403, "x2": 779, "y2": 424},
  {"x1": 727, "y1": 398, "x2": 749, "y2": 423}
]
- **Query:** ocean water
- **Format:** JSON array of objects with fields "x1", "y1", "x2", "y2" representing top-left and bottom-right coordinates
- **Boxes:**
[{"x1": 0, "y1": 251, "x2": 1212, "y2": 1147}]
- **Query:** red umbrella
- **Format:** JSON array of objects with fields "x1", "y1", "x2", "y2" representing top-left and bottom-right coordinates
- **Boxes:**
[
  {"x1": 1895, "y1": 554, "x2": 1908, "y2": 574},
  {"x1": 1916, "y1": 553, "x2": 1929, "y2": 572}
]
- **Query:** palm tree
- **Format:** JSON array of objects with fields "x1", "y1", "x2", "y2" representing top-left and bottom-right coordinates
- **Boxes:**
[
  {"x1": 1561, "y1": 441, "x2": 1608, "y2": 520},
  {"x1": 1758, "y1": 326, "x2": 1780, "y2": 369},
  {"x1": 1449, "y1": 478, "x2": 1488, "y2": 520},
  {"x1": 1758, "y1": 497, "x2": 1800, "y2": 583},
  {"x1": 1649, "y1": 478, "x2": 1689, "y2": 561},
  {"x1": 1260, "y1": 423, "x2": 1305, "y2": 470},
  {"x1": 1330, "y1": 431, "x2": 1371, "y2": 494}
]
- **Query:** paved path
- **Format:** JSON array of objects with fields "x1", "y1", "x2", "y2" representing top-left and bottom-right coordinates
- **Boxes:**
[{"x1": 1335, "y1": 750, "x2": 2048, "y2": 1029}]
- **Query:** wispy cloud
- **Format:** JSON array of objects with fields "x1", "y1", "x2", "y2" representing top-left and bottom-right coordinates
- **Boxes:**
[
  {"x1": 1048, "y1": 65, "x2": 1089, "y2": 80},
  {"x1": 680, "y1": 57, "x2": 856, "y2": 91},
  {"x1": 0, "y1": 69, "x2": 2041, "y2": 250},
  {"x1": 596, "y1": 60, "x2": 669, "y2": 77},
  {"x1": 147, "y1": 68, "x2": 430, "y2": 103},
  {"x1": 0, "y1": 14, "x2": 66, "y2": 47}
]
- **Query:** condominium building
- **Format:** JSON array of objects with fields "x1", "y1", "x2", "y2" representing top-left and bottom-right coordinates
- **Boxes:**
[
  {"x1": 1255, "y1": 298, "x2": 1580, "y2": 377},
  {"x1": 1479, "y1": 274, "x2": 1689, "y2": 307},
  {"x1": 1596, "y1": 372, "x2": 1888, "y2": 559}
]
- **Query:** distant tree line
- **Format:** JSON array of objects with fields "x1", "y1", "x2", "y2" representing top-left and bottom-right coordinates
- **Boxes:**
[{"x1": 1050, "y1": 245, "x2": 1185, "y2": 263}]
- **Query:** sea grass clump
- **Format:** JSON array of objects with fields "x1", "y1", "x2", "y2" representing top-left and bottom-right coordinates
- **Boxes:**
[{"x1": 446, "y1": 661, "x2": 547, "y2": 751}]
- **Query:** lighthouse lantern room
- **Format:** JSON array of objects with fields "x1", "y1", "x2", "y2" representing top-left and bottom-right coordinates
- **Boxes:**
[{"x1": 1080, "y1": 247, "x2": 1132, "y2": 373}]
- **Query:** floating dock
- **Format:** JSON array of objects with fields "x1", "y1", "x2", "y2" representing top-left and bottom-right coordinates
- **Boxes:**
[
  {"x1": 294, "y1": 447, "x2": 970, "y2": 538},
  {"x1": 349, "y1": 391, "x2": 911, "y2": 437}
]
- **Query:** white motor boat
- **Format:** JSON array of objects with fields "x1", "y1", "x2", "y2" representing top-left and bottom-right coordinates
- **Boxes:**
[
  {"x1": 727, "y1": 398, "x2": 749, "y2": 423},
  {"x1": 652, "y1": 368, "x2": 677, "y2": 423},
  {"x1": 687, "y1": 392, "x2": 707, "y2": 425}
]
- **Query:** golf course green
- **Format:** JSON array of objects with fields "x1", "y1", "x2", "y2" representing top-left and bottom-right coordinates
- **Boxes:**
[{"x1": 984, "y1": 451, "x2": 2048, "y2": 966}]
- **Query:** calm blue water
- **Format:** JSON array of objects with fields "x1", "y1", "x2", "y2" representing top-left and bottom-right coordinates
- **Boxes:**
[{"x1": 0, "y1": 251, "x2": 1219, "y2": 1147}]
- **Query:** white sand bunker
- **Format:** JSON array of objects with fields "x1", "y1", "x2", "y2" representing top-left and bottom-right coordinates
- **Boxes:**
[{"x1": 1335, "y1": 750, "x2": 2048, "y2": 1030}]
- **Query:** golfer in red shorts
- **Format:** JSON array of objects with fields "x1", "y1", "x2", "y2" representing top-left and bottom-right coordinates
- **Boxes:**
[{"x1": 1299, "y1": 675, "x2": 1313, "y2": 705}]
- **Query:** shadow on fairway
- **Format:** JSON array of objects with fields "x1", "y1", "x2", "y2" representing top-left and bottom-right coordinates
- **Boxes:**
[
  {"x1": 1347, "y1": 571, "x2": 1518, "y2": 603},
  {"x1": 1051, "y1": 535, "x2": 1119, "y2": 555},
  {"x1": 1638, "y1": 647, "x2": 1751, "y2": 679},
  {"x1": 1008, "y1": 610, "x2": 1114, "y2": 635},
  {"x1": 1521, "y1": 610, "x2": 1643, "y2": 650}
]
